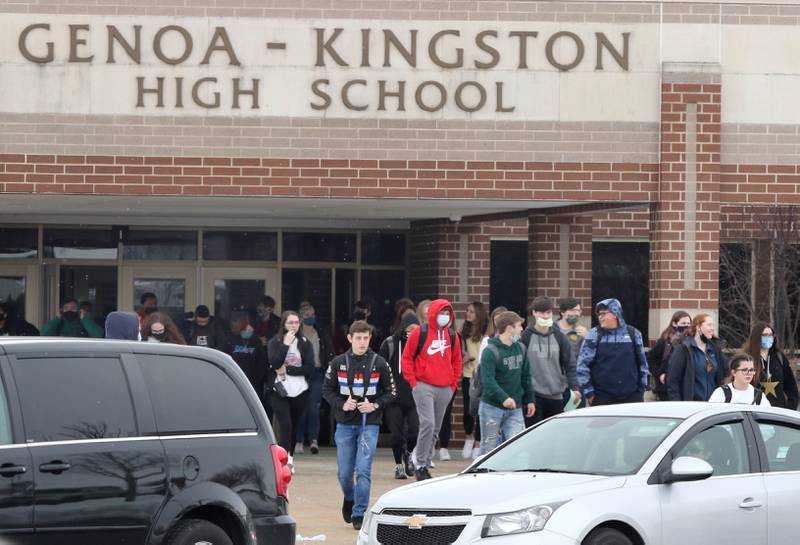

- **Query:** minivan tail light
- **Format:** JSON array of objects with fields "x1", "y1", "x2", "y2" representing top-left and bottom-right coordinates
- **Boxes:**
[{"x1": 270, "y1": 444, "x2": 292, "y2": 499}]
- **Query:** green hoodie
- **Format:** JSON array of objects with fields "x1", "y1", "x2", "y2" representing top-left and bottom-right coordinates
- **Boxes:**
[{"x1": 480, "y1": 336, "x2": 535, "y2": 409}]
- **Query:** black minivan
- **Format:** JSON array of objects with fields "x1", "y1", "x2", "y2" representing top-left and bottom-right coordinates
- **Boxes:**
[{"x1": 0, "y1": 338, "x2": 295, "y2": 545}]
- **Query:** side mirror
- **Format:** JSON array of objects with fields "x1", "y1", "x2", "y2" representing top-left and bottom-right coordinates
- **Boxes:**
[{"x1": 664, "y1": 456, "x2": 714, "y2": 484}]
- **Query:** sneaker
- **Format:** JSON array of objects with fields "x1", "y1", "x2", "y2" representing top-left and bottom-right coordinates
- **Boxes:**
[
  {"x1": 402, "y1": 451, "x2": 414, "y2": 477},
  {"x1": 342, "y1": 499, "x2": 354, "y2": 523},
  {"x1": 310, "y1": 440, "x2": 319, "y2": 454},
  {"x1": 352, "y1": 516, "x2": 364, "y2": 531},
  {"x1": 394, "y1": 464, "x2": 407, "y2": 480},
  {"x1": 294, "y1": 442, "x2": 304, "y2": 454},
  {"x1": 472, "y1": 446, "x2": 481, "y2": 460},
  {"x1": 461, "y1": 438, "x2": 475, "y2": 459},
  {"x1": 439, "y1": 448, "x2": 451, "y2": 461},
  {"x1": 410, "y1": 448, "x2": 418, "y2": 468},
  {"x1": 415, "y1": 466, "x2": 432, "y2": 481},
  {"x1": 288, "y1": 455, "x2": 295, "y2": 475}
]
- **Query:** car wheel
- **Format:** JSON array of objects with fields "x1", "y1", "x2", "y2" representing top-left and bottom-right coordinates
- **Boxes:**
[
  {"x1": 583, "y1": 527, "x2": 634, "y2": 545},
  {"x1": 166, "y1": 519, "x2": 234, "y2": 545}
]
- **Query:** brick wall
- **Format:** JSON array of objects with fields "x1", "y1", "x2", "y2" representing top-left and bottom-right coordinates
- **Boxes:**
[{"x1": 592, "y1": 210, "x2": 651, "y2": 239}]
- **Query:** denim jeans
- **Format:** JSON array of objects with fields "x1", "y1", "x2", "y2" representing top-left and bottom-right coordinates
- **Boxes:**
[
  {"x1": 296, "y1": 367, "x2": 325, "y2": 443},
  {"x1": 478, "y1": 401, "x2": 524, "y2": 455},
  {"x1": 335, "y1": 423, "x2": 380, "y2": 519}
]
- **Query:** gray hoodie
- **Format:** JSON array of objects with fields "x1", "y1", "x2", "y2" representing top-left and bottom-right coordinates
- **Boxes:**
[{"x1": 526, "y1": 327, "x2": 574, "y2": 399}]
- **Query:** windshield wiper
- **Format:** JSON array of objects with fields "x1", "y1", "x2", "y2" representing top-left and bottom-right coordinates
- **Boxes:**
[
  {"x1": 464, "y1": 467, "x2": 496, "y2": 474},
  {"x1": 513, "y1": 468, "x2": 597, "y2": 475}
]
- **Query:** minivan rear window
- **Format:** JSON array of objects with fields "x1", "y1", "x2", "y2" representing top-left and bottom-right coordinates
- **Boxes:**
[
  {"x1": 11, "y1": 357, "x2": 137, "y2": 443},
  {"x1": 137, "y1": 355, "x2": 256, "y2": 434}
]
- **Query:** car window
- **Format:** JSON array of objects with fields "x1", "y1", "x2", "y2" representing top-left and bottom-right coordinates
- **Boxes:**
[
  {"x1": 476, "y1": 416, "x2": 681, "y2": 476},
  {"x1": 11, "y1": 357, "x2": 136, "y2": 442},
  {"x1": 137, "y1": 354, "x2": 256, "y2": 434},
  {"x1": 0, "y1": 374, "x2": 11, "y2": 445},
  {"x1": 676, "y1": 422, "x2": 749, "y2": 477},
  {"x1": 757, "y1": 421, "x2": 800, "y2": 472}
]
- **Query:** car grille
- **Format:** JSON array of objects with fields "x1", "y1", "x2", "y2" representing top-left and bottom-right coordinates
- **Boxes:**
[
  {"x1": 376, "y1": 523, "x2": 466, "y2": 545},
  {"x1": 380, "y1": 508, "x2": 472, "y2": 517}
]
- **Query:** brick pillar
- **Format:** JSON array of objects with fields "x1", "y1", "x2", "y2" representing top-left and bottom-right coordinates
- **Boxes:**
[
  {"x1": 529, "y1": 214, "x2": 593, "y2": 309},
  {"x1": 649, "y1": 64, "x2": 722, "y2": 340}
]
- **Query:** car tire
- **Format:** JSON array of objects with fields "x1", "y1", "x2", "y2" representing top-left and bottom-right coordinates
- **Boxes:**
[
  {"x1": 166, "y1": 519, "x2": 234, "y2": 545},
  {"x1": 583, "y1": 527, "x2": 634, "y2": 545}
]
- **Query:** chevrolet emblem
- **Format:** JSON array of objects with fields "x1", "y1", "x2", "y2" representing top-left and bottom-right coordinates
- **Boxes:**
[{"x1": 402, "y1": 514, "x2": 429, "y2": 530}]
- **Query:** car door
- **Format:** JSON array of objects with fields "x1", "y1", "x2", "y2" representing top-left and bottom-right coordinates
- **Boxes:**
[
  {"x1": 8, "y1": 353, "x2": 167, "y2": 545},
  {"x1": 0, "y1": 357, "x2": 34, "y2": 544},
  {"x1": 657, "y1": 416, "x2": 767, "y2": 545},
  {"x1": 750, "y1": 413, "x2": 800, "y2": 545}
]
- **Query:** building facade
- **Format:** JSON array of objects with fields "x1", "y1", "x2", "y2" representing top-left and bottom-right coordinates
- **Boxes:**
[{"x1": 1, "y1": 0, "x2": 798, "y2": 352}]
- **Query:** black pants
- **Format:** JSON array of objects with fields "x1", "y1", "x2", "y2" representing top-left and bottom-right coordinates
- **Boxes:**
[
  {"x1": 592, "y1": 391, "x2": 644, "y2": 406},
  {"x1": 438, "y1": 389, "x2": 456, "y2": 449},
  {"x1": 385, "y1": 401, "x2": 419, "y2": 464},
  {"x1": 461, "y1": 377, "x2": 480, "y2": 441},
  {"x1": 272, "y1": 390, "x2": 309, "y2": 456},
  {"x1": 527, "y1": 396, "x2": 563, "y2": 427}
]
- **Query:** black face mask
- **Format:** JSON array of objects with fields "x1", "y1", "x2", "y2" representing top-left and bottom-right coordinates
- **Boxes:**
[
  {"x1": 144, "y1": 306, "x2": 158, "y2": 315},
  {"x1": 151, "y1": 332, "x2": 166, "y2": 341},
  {"x1": 62, "y1": 311, "x2": 78, "y2": 321},
  {"x1": 353, "y1": 311, "x2": 367, "y2": 321},
  {"x1": 699, "y1": 333, "x2": 712, "y2": 344}
]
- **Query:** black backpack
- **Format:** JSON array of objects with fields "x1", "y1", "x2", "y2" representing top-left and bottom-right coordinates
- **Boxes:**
[
  {"x1": 722, "y1": 384, "x2": 763, "y2": 405},
  {"x1": 412, "y1": 324, "x2": 459, "y2": 360}
]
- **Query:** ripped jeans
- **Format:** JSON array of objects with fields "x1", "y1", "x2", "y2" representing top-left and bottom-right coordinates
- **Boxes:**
[{"x1": 478, "y1": 400, "x2": 525, "y2": 455}]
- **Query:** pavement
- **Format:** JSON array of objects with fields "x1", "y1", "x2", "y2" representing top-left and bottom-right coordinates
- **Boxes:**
[{"x1": 287, "y1": 446, "x2": 472, "y2": 545}]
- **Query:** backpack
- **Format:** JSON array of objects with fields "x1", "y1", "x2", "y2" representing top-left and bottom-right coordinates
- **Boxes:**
[
  {"x1": 380, "y1": 336, "x2": 396, "y2": 365},
  {"x1": 468, "y1": 343, "x2": 500, "y2": 417},
  {"x1": 412, "y1": 324, "x2": 459, "y2": 360},
  {"x1": 722, "y1": 384, "x2": 763, "y2": 405}
]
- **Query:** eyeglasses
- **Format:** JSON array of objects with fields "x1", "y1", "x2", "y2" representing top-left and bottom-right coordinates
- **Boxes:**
[
  {"x1": 285, "y1": 321, "x2": 301, "y2": 326},
  {"x1": 596, "y1": 310, "x2": 611, "y2": 318},
  {"x1": 736, "y1": 368, "x2": 756, "y2": 374}
]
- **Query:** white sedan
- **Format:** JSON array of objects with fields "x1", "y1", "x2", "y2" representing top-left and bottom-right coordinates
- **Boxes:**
[{"x1": 358, "y1": 402, "x2": 800, "y2": 545}]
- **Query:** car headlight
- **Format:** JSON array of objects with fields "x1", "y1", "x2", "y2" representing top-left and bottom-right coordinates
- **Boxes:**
[
  {"x1": 360, "y1": 510, "x2": 372, "y2": 533},
  {"x1": 482, "y1": 504, "x2": 561, "y2": 537}
]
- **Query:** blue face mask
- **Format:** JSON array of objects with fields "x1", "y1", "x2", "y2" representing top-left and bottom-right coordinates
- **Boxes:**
[
  {"x1": 511, "y1": 334, "x2": 521, "y2": 343},
  {"x1": 241, "y1": 330, "x2": 254, "y2": 340},
  {"x1": 437, "y1": 314, "x2": 450, "y2": 328},
  {"x1": 761, "y1": 336, "x2": 774, "y2": 350},
  {"x1": 303, "y1": 317, "x2": 316, "y2": 327}
]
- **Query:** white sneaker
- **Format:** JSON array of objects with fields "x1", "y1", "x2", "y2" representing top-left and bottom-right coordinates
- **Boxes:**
[
  {"x1": 294, "y1": 442, "x2": 304, "y2": 454},
  {"x1": 288, "y1": 455, "x2": 296, "y2": 474},
  {"x1": 472, "y1": 447, "x2": 481, "y2": 460},
  {"x1": 439, "y1": 448, "x2": 451, "y2": 461},
  {"x1": 461, "y1": 438, "x2": 475, "y2": 459},
  {"x1": 410, "y1": 448, "x2": 418, "y2": 467}
]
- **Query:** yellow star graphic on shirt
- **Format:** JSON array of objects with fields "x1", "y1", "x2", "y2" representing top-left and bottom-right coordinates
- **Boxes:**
[{"x1": 761, "y1": 379, "x2": 779, "y2": 398}]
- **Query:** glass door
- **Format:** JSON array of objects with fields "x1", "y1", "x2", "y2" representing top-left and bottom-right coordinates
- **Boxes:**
[
  {"x1": 0, "y1": 264, "x2": 41, "y2": 327},
  {"x1": 203, "y1": 268, "x2": 277, "y2": 329},
  {"x1": 120, "y1": 266, "x2": 197, "y2": 324}
]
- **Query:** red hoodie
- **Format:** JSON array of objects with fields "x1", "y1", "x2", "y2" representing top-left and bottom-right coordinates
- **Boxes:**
[{"x1": 401, "y1": 299, "x2": 463, "y2": 391}]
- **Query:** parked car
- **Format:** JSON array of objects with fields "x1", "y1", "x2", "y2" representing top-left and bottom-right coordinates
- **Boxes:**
[
  {"x1": 0, "y1": 338, "x2": 294, "y2": 545},
  {"x1": 360, "y1": 402, "x2": 800, "y2": 545}
]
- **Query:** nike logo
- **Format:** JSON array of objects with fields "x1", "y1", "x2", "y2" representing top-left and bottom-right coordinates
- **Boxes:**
[{"x1": 427, "y1": 339, "x2": 449, "y2": 356}]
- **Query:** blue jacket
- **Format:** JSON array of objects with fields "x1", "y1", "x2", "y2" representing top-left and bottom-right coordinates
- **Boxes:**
[{"x1": 576, "y1": 298, "x2": 649, "y2": 399}]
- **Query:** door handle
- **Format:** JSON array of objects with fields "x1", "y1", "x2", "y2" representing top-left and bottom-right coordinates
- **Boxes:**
[
  {"x1": 738, "y1": 498, "x2": 763, "y2": 510},
  {"x1": 0, "y1": 463, "x2": 27, "y2": 477},
  {"x1": 39, "y1": 461, "x2": 71, "y2": 474}
]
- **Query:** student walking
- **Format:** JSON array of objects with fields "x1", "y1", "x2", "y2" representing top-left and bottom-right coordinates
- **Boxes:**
[
  {"x1": 742, "y1": 323, "x2": 798, "y2": 409},
  {"x1": 709, "y1": 354, "x2": 770, "y2": 406},
  {"x1": 323, "y1": 321, "x2": 396, "y2": 531},
  {"x1": 667, "y1": 313, "x2": 728, "y2": 402},
  {"x1": 459, "y1": 301, "x2": 488, "y2": 459},
  {"x1": 648, "y1": 311, "x2": 691, "y2": 401}
]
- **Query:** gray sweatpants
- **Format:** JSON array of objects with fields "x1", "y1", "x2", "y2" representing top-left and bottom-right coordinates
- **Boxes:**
[{"x1": 412, "y1": 382, "x2": 454, "y2": 469}]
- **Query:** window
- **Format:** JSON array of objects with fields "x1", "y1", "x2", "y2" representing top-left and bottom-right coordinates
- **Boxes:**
[
  {"x1": 0, "y1": 375, "x2": 11, "y2": 445},
  {"x1": 134, "y1": 278, "x2": 186, "y2": 322},
  {"x1": 123, "y1": 230, "x2": 197, "y2": 260},
  {"x1": 592, "y1": 241, "x2": 650, "y2": 340},
  {"x1": 203, "y1": 231, "x2": 277, "y2": 261},
  {"x1": 0, "y1": 276, "x2": 26, "y2": 321},
  {"x1": 757, "y1": 421, "x2": 800, "y2": 472},
  {"x1": 282, "y1": 232, "x2": 356, "y2": 262},
  {"x1": 11, "y1": 357, "x2": 136, "y2": 443},
  {"x1": 361, "y1": 233, "x2": 406, "y2": 265},
  {"x1": 0, "y1": 228, "x2": 37, "y2": 259},
  {"x1": 43, "y1": 228, "x2": 118, "y2": 259},
  {"x1": 137, "y1": 355, "x2": 256, "y2": 434},
  {"x1": 676, "y1": 422, "x2": 750, "y2": 476},
  {"x1": 490, "y1": 240, "x2": 528, "y2": 317}
]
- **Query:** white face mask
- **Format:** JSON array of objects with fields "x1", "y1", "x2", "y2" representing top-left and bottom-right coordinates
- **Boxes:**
[
  {"x1": 536, "y1": 317, "x2": 554, "y2": 328},
  {"x1": 437, "y1": 314, "x2": 450, "y2": 328}
]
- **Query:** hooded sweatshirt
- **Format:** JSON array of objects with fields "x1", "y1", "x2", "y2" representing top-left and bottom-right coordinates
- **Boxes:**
[
  {"x1": 41, "y1": 314, "x2": 104, "y2": 338},
  {"x1": 576, "y1": 298, "x2": 649, "y2": 399},
  {"x1": 379, "y1": 311, "x2": 420, "y2": 406},
  {"x1": 105, "y1": 311, "x2": 140, "y2": 340},
  {"x1": 480, "y1": 336, "x2": 535, "y2": 409},
  {"x1": 525, "y1": 326, "x2": 577, "y2": 399},
  {"x1": 401, "y1": 299, "x2": 463, "y2": 392}
]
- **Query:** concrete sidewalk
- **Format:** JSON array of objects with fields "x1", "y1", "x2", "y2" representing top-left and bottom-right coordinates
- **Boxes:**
[{"x1": 287, "y1": 446, "x2": 472, "y2": 545}]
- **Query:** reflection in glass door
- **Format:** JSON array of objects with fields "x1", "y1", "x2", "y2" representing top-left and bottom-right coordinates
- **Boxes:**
[
  {"x1": 59, "y1": 266, "x2": 118, "y2": 328},
  {"x1": 214, "y1": 279, "x2": 265, "y2": 327},
  {"x1": 0, "y1": 276, "x2": 26, "y2": 320},
  {"x1": 120, "y1": 266, "x2": 197, "y2": 324},
  {"x1": 282, "y1": 269, "x2": 332, "y2": 328},
  {"x1": 133, "y1": 278, "x2": 186, "y2": 323}
]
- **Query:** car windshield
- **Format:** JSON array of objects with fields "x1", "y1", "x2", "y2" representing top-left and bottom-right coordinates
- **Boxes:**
[{"x1": 472, "y1": 416, "x2": 681, "y2": 476}]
